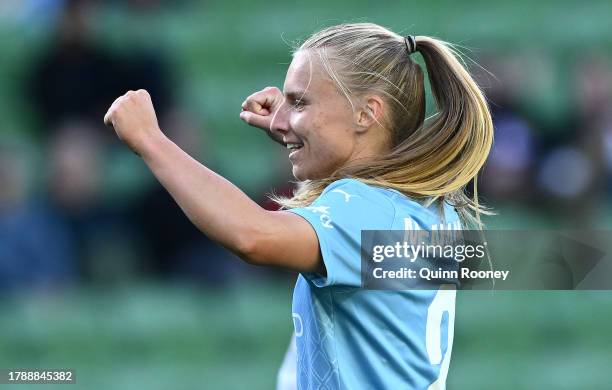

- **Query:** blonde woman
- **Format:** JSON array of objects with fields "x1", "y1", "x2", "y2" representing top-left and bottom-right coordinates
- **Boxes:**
[{"x1": 105, "y1": 23, "x2": 492, "y2": 389}]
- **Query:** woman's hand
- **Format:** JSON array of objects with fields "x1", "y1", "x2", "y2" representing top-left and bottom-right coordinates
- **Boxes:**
[
  {"x1": 239, "y1": 86, "x2": 286, "y2": 146},
  {"x1": 104, "y1": 89, "x2": 165, "y2": 156}
]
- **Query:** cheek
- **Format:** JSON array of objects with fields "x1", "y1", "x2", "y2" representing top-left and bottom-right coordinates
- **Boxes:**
[
  {"x1": 293, "y1": 105, "x2": 355, "y2": 175},
  {"x1": 304, "y1": 132, "x2": 352, "y2": 175},
  {"x1": 290, "y1": 110, "x2": 312, "y2": 133},
  {"x1": 311, "y1": 116, "x2": 353, "y2": 154}
]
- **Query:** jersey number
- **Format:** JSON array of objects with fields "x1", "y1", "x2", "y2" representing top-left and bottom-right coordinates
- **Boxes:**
[{"x1": 426, "y1": 285, "x2": 456, "y2": 390}]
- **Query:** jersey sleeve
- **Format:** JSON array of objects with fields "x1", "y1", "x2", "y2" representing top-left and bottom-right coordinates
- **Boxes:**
[{"x1": 288, "y1": 179, "x2": 395, "y2": 287}]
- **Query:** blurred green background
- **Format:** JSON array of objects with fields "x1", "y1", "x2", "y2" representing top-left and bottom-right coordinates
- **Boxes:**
[
  {"x1": 1, "y1": 0, "x2": 611, "y2": 389},
  {"x1": 2, "y1": 288, "x2": 612, "y2": 389}
]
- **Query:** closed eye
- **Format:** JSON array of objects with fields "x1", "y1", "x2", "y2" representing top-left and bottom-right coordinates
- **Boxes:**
[
  {"x1": 291, "y1": 100, "x2": 306, "y2": 111},
  {"x1": 284, "y1": 91, "x2": 309, "y2": 111}
]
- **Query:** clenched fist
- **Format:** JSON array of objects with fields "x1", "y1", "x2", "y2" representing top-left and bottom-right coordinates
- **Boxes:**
[
  {"x1": 104, "y1": 89, "x2": 164, "y2": 156},
  {"x1": 239, "y1": 86, "x2": 285, "y2": 146}
]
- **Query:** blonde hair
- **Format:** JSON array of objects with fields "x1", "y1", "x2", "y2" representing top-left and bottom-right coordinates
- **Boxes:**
[{"x1": 273, "y1": 23, "x2": 494, "y2": 228}]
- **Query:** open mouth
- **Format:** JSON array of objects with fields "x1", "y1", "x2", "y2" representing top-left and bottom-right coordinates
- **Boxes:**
[
  {"x1": 286, "y1": 142, "x2": 304, "y2": 151},
  {"x1": 286, "y1": 142, "x2": 304, "y2": 160}
]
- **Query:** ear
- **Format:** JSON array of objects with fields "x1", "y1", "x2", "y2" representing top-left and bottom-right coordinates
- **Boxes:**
[{"x1": 355, "y1": 95, "x2": 385, "y2": 132}]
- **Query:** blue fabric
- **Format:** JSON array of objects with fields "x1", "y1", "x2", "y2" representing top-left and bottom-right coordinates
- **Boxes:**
[{"x1": 289, "y1": 178, "x2": 460, "y2": 390}]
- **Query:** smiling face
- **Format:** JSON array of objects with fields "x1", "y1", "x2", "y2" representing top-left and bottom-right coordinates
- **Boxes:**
[{"x1": 271, "y1": 50, "x2": 361, "y2": 180}]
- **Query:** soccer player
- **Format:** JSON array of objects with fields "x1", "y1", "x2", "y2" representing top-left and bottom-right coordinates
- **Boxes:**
[{"x1": 104, "y1": 22, "x2": 493, "y2": 389}]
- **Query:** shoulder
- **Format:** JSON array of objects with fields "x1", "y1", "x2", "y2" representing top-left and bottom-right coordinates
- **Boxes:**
[
  {"x1": 316, "y1": 178, "x2": 394, "y2": 208},
  {"x1": 321, "y1": 179, "x2": 461, "y2": 230},
  {"x1": 290, "y1": 179, "x2": 396, "y2": 231}
]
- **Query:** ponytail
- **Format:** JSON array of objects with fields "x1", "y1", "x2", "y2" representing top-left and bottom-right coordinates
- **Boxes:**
[{"x1": 403, "y1": 36, "x2": 494, "y2": 227}]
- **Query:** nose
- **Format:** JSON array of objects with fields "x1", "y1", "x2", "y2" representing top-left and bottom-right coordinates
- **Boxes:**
[{"x1": 270, "y1": 99, "x2": 290, "y2": 135}]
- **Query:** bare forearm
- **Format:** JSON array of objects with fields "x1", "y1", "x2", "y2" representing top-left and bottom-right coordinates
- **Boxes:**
[
  {"x1": 139, "y1": 134, "x2": 265, "y2": 255},
  {"x1": 103, "y1": 89, "x2": 321, "y2": 272}
]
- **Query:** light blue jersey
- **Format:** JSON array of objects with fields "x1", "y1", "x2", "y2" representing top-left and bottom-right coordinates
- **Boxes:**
[{"x1": 288, "y1": 178, "x2": 460, "y2": 390}]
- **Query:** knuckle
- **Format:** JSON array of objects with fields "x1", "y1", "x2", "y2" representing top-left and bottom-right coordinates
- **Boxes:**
[{"x1": 249, "y1": 93, "x2": 264, "y2": 103}]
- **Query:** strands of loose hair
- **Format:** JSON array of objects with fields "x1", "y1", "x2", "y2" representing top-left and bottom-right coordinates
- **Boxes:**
[{"x1": 271, "y1": 23, "x2": 494, "y2": 229}]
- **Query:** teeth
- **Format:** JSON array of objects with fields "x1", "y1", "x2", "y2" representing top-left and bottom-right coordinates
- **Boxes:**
[{"x1": 286, "y1": 143, "x2": 303, "y2": 150}]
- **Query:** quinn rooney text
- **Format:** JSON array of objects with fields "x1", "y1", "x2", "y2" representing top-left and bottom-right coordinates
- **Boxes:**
[{"x1": 371, "y1": 267, "x2": 509, "y2": 281}]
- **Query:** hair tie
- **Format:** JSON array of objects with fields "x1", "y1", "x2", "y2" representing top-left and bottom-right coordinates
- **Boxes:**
[{"x1": 404, "y1": 35, "x2": 417, "y2": 55}]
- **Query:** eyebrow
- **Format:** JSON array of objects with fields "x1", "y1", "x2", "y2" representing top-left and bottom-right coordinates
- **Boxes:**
[{"x1": 284, "y1": 90, "x2": 309, "y2": 100}]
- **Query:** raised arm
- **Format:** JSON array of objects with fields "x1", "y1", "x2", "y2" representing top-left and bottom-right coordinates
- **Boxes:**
[{"x1": 104, "y1": 89, "x2": 322, "y2": 274}]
